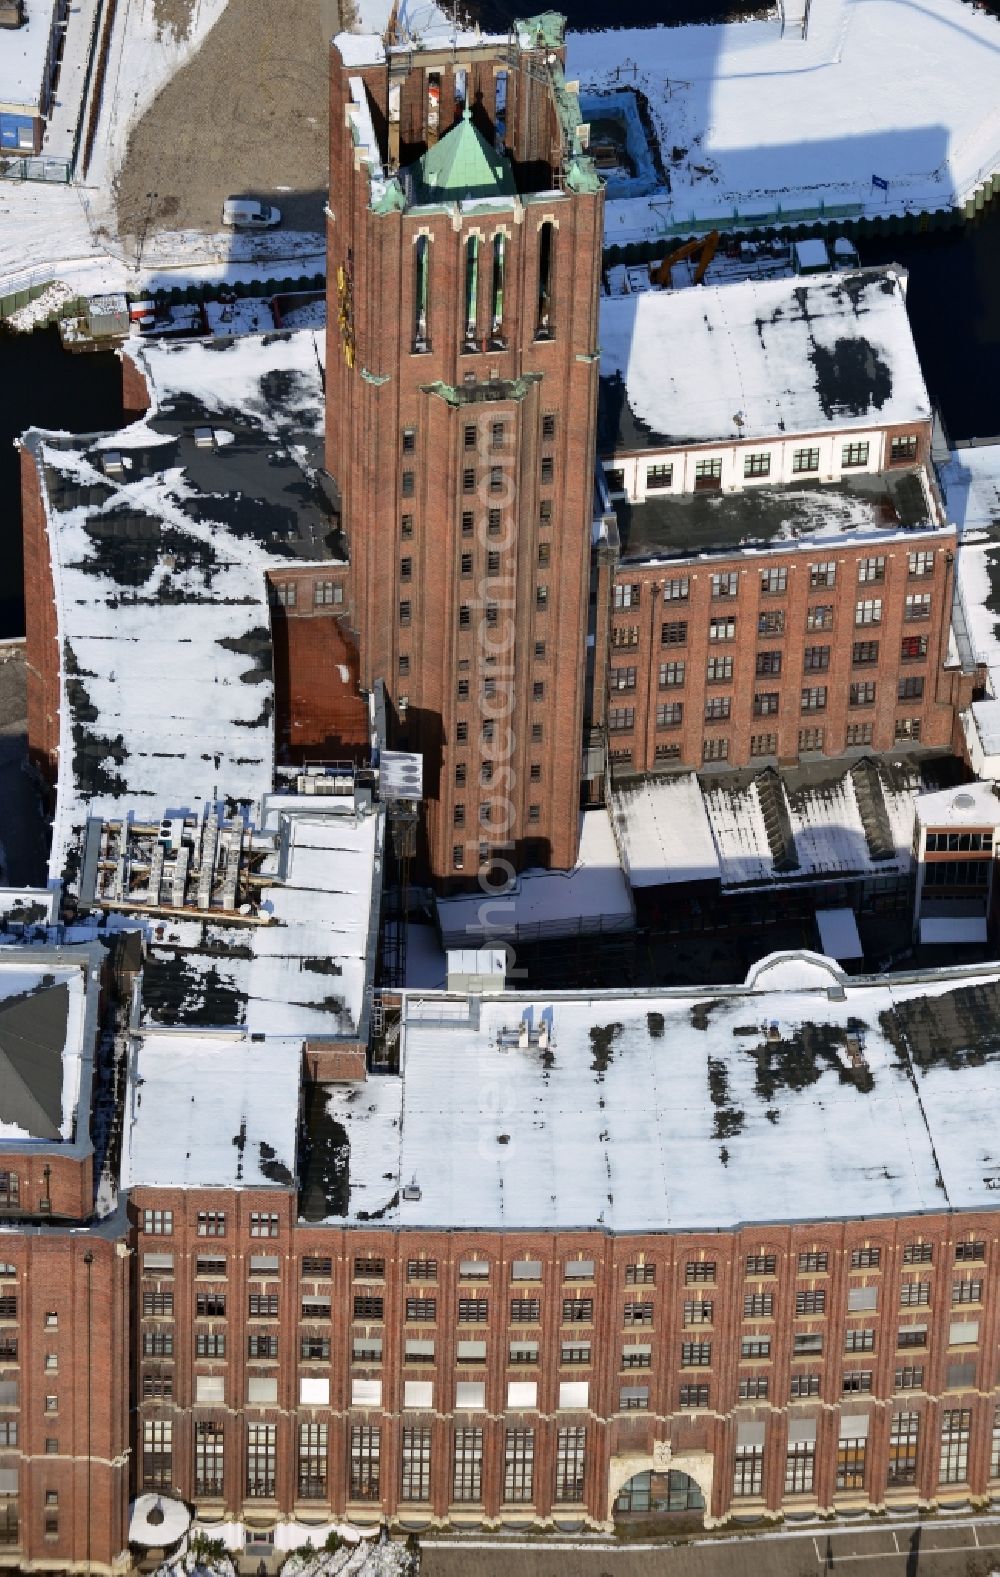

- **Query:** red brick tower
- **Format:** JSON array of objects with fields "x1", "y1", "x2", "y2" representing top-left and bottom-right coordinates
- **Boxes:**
[{"x1": 326, "y1": 15, "x2": 604, "y2": 884}]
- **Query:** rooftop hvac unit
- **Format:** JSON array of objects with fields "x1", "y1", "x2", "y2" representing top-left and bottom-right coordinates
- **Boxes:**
[
  {"x1": 402, "y1": 1177, "x2": 422, "y2": 1201},
  {"x1": 193, "y1": 427, "x2": 215, "y2": 448},
  {"x1": 157, "y1": 817, "x2": 185, "y2": 850},
  {"x1": 296, "y1": 773, "x2": 353, "y2": 796},
  {"x1": 102, "y1": 451, "x2": 124, "y2": 477}
]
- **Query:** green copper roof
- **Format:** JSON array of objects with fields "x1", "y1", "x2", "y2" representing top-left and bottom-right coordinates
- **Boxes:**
[{"x1": 411, "y1": 107, "x2": 516, "y2": 206}]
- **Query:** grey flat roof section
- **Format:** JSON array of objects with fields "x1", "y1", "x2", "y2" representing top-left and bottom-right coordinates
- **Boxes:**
[
  {"x1": 0, "y1": 982, "x2": 69, "y2": 1141},
  {"x1": 614, "y1": 468, "x2": 935, "y2": 562}
]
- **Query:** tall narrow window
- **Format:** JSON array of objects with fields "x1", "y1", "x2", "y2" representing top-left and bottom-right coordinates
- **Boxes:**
[
  {"x1": 537, "y1": 222, "x2": 553, "y2": 337},
  {"x1": 491, "y1": 232, "x2": 505, "y2": 338},
  {"x1": 494, "y1": 70, "x2": 508, "y2": 144},
  {"x1": 465, "y1": 235, "x2": 479, "y2": 345},
  {"x1": 414, "y1": 236, "x2": 429, "y2": 350}
]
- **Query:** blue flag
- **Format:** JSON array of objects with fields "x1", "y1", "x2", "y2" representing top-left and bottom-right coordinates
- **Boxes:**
[{"x1": 871, "y1": 174, "x2": 888, "y2": 191}]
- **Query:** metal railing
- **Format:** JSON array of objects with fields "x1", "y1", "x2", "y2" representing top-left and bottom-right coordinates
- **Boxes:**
[{"x1": 0, "y1": 154, "x2": 71, "y2": 184}]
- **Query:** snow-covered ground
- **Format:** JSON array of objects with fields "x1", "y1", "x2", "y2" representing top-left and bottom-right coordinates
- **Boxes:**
[
  {"x1": 568, "y1": 0, "x2": 1000, "y2": 239},
  {"x1": 0, "y1": 0, "x2": 323, "y2": 301}
]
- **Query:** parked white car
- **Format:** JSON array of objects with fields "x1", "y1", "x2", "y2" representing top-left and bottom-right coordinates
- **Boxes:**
[{"x1": 222, "y1": 197, "x2": 281, "y2": 229}]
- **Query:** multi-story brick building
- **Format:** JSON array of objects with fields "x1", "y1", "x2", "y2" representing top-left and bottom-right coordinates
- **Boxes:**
[
  {"x1": 325, "y1": 13, "x2": 604, "y2": 881},
  {"x1": 0, "y1": 944, "x2": 130, "y2": 1572},
  {"x1": 112, "y1": 953, "x2": 1000, "y2": 1542},
  {"x1": 591, "y1": 269, "x2": 974, "y2": 788}
]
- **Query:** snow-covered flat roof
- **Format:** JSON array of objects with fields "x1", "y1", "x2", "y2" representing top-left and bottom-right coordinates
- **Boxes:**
[
  {"x1": 569, "y1": 0, "x2": 1000, "y2": 235},
  {"x1": 126, "y1": 1032, "x2": 300, "y2": 1191},
  {"x1": 914, "y1": 783, "x2": 1000, "y2": 828},
  {"x1": 599, "y1": 268, "x2": 929, "y2": 449},
  {"x1": 613, "y1": 774, "x2": 719, "y2": 888},
  {"x1": 139, "y1": 800, "x2": 382, "y2": 1039},
  {"x1": 613, "y1": 760, "x2": 919, "y2": 893},
  {"x1": 436, "y1": 810, "x2": 633, "y2": 946},
  {"x1": 25, "y1": 330, "x2": 344, "y2": 891},
  {"x1": 943, "y1": 444, "x2": 1000, "y2": 540},
  {"x1": 321, "y1": 958, "x2": 1000, "y2": 1231},
  {"x1": 0, "y1": 1, "x2": 56, "y2": 110}
]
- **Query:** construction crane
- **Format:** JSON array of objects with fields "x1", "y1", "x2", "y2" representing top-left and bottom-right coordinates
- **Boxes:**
[{"x1": 648, "y1": 230, "x2": 720, "y2": 289}]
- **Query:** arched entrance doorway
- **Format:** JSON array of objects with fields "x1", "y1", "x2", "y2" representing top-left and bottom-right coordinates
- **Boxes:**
[{"x1": 613, "y1": 1468, "x2": 706, "y2": 1531}]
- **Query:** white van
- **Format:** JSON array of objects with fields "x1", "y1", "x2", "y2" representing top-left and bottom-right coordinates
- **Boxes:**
[{"x1": 222, "y1": 197, "x2": 282, "y2": 229}]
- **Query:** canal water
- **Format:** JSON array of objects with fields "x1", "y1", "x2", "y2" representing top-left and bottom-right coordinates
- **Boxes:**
[{"x1": 1, "y1": 0, "x2": 999, "y2": 640}]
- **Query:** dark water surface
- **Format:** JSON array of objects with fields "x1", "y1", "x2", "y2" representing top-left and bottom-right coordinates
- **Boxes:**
[{"x1": 0, "y1": 326, "x2": 123, "y2": 639}]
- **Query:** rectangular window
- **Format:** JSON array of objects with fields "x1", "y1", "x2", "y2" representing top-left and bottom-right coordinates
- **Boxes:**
[
  {"x1": 842, "y1": 441, "x2": 870, "y2": 468},
  {"x1": 900, "y1": 1281, "x2": 931, "y2": 1307},
  {"x1": 709, "y1": 618, "x2": 736, "y2": 642},
  {"x1": 314, "y1": 579, "x2": 344, "y2": 605},
  {"x1": 196, "y1": 1332, "x2": 226, "y2": 1357},
  {"x1": 625, "y1": 1263, "x2": 655, "y2": 1285},
  {"x1": 858, "y1": 556, "x2": 886, "y2": 583},
  {"x1": 504, "y1": 1428, "x2": 534, "y2": 1503},
  {"x1": 810, "y1": 562, "x2": 837, "y2": 589},
  {"x1": 785, "y1": 1440, "x2": 815, "y2": 1494},
  {"x1": 856, "y1": 599, "x2": 882, "y2": 626},
  {"x1": 712, "y1": 572, "x2": 739, "y2": 600},
  {"x1": 664, "y1": 577, "x2": 689, "y2": 601},
  {"x1": 796, "y1": 1290, "x2": 826, "y2": 1315},
  {"x1": 846, "y1": 722, "x2": 873, "y2": 747},
  {"x1": 403, "y1": 513, "x2": 415, "y2": 538},
  {"x1": 509, "y1": 1299, "x2": 539, "y2": 1324},
  {"x1": 798, "y1": 727, "x2": 825, "y2": 752},
  {"x1": 660, "y1": 661, "x2": 685, "y2": 688},
  {"x1": 952, "y1": 1279, "x2": 983, "y2": 1306},
  {"x1": 894, "y1": 716, "x2": 922, "y2": 742},
  {"x1": 890, "y1": 434, "x2": 919, "y2": 463},
  {"x1": 850, "y1": 681, "x2": 877, "y2": 707},
  {"x1": 745, "y1": 1293, "x2": 774, "y2": 1317},
  {"x1": 195, "y1": 1420, "x2": 225, "y2": 1498},
  {"x1": 898, "y1": 676, "x2": 925, "y2": 701},
  {"x1": 353, "y1": 1296, "x2": 384, "y2": 1320},
  {"x1": 940, "y1": 1409, "x2": 971, "y2": 1484},
  {"x1": 897, "y1": 1325, "x2": 928, "y2": 1350},
  {"x1": 351, "y1": 1425, "x2": 380, "y2": 1501},
  {"x1": 247, "y1": 1294, "x2": 277, "y2": 1318},
  {"x1": 657, "y1": 702, "x2": 684, "y2": 729},
  {"x1": 758, "y1": 610, "x2": 785, "y2": 636},
  {"x1": 792, "y1": 447, "x2": 820, "y2": 473},
  {"x1": 555, "y1": 1426, "x2": 586, "y2": 1503},
  {"x1": 741, "y1": 1337, "x2": 771, "y2": 1359},
  {"x1": 142, "y1": 1420, "x2": 173, "y2": 1491},
  {"x1": 620, "y1": 1385, "x2": 650, "y2": 1410},
  {"x1": 791, "y1": 1374, "x2": 821, "y2": 1398},
  {"x1": 794, "y1": 1333, "x2": 824, "y2": 1355},
  {"x1": 837, "y1": 1432, "x2": 867, "y2": 1492},
  {"x1": 756, "y1": 650, "x2": 782, "y2": 677},
  {"x1": 843, "y1": 1371, "x2": 874, "y2": 1394},
  {"x1": 739, "y1": 1377, "x2": 769, "y2": 1400},
  {"x1": 703, "y1": 737, "x2": 730, "y2": 763},
  {"x1": 623, "y1": 1301, "x2": 653, "y2": 1327},
  {"x1": 695, "y1": 458, "x2": 723, "y2": 489},
  {"x1": 401, "y1": 1426, "x2": 431, "y2": 1502},
  {"x1": 956, "y1": 1241, "x2": 986, "y2": 1263},
  {"x1": 608, "y1": 707, "x2": 635, "y2": 733},
  {"x1": 808, "y1": 604, "x2": 834, "y2": 631},
  {"x1": 888, "y1": 1411, "x2": 919, "y2": 1487},
  {"x1": 680, "y1": 1383, "x2": 711, "y2": 1407},
  {"x1": 611, "y1": 665, "x2": 637, "y2": 691},
  {"x1": 453, "y1": 1427, "x2": 483, "y2": 1502},
  {"x1": 908, "y1": 550, "x2": 934, "y2": 577},
  {"x1": 681, "y1": 1342, "x2": 712, "y2": 1367},
  {"x1": 614, "y1": 583, "x2": 641, "y2": 610},
  {"x1": 301, "y1": 1335, "x2": 330, "y2": 1361},
  {"x1": 801, "y1": 686, "x2": 827, "y2": 713},
  {"x1": 143, "y1": 1292, "x2": 173, "y2": 1316},
  {"x1": 734, "y1": 1444, "x2": 763, "y2": 1497},
  {"x1": 142, "y1": 1210, "x2": 173, "y2": 1235},
  {"x1": 540, "y1": 457, "x2": 554, "y2": 485},
  {"x1": 845, "y1": 1329, "x2": 875, "y2": 1353},
  {"x1": 905, "y1": 593, "x2": 932, "y2": 621},
  {"x1": 197, "y1": 1211, "x2": 226, "y2": 1236},
  {"x1": 904, "y1": 1243, "x2": 933, "y2": 1265},
  {"x1": 646, "y1": 463, "x2": 673, "y2": 490},
  {"x1": 707, "y1": 656, "x2": 734, "y2": 683},
  {"x1": 661, "y1": 621, "x2": 688, "y2": 647},
  {"x1": 683, "y1": 1299, "x2": 713, "y2": 1325},
  {"x1": 704, "y1": 697, "x2": 731, "y2": 722},
  {"x1": 563, "y1": 1298, "x2": 594, "y2": 1324},
  {"x1": 751, "y1": 732, "x2": 777, "y2": 757},
  {"x1": 803, "y1": 645, "x2": 830, "y2": 672},
  {"x1": 745, "y1": 453, "x2": 772, "y2": 478},
  {"x1": 895, "y1": 1366, "x2": 925, "y2": 1391},
  {"x1": 853, "y1": 640, "x2": 879, "y2": 666},
  {"x1": 901, "y1": 634, "x2": 928, "y2": 661}
]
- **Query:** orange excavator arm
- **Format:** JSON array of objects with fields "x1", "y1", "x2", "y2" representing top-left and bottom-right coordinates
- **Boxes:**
[{"x1": 649, "y1": 229, "x2": 721, "y2": 288}]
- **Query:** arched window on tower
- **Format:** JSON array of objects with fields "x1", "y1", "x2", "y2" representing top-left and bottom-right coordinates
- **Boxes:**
[
  {"x1": 537, "y1": 221, "x2": 554, "y2": 338},
  {"x1": 464, "y1": 235, "x2": 479, "y2": 348},
  {"x1": 491, "y1": 233, "x2": 505, "y2": 344},
  {"x1": 413, "y1": 235, "x2": 429, "y2": 352}
]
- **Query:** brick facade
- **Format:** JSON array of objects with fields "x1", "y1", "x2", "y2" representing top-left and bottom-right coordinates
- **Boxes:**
[
  {"x1": 129, "y1": 1201, "x2": 1000, "y2": 1531},
  {"x1": 599, "y1": 527, "x2": 970, "y2": 778},
  {"x1": 325, "y1": 37, "x2": 603, "y2": 884}
]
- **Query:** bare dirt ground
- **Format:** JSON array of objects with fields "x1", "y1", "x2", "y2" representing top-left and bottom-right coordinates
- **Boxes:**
[
  {"x1": 0, "y1": 646, "x2": 49, "y2": 889},
  {"x1": 115, "y1": 0, "x2": 337, "y2": 239}
]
